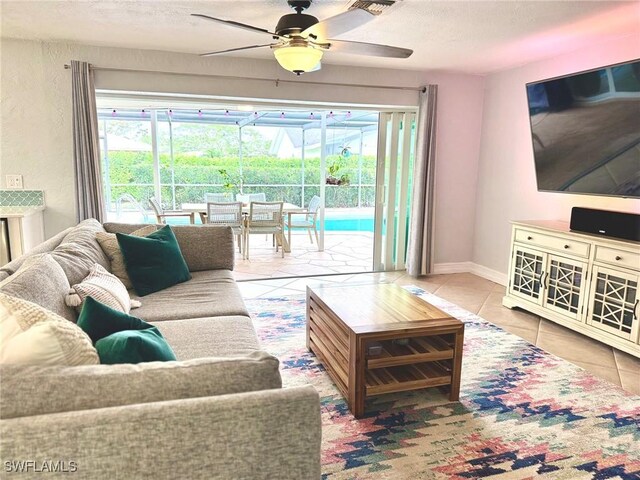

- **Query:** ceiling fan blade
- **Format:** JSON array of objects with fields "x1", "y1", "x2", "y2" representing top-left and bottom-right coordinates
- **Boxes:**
[
  {"x1": 302, "y1": 8, "x2": 374, "y2": 41},
  {"x1": 200, "y1": 44, "x2": 277, "y2": 57},
  {"x1": 328, "y1": 39, "x2": 413, "y2": 58},
  {"x1": 191, "y1": 13, "x2": 283, "y2": 39}
]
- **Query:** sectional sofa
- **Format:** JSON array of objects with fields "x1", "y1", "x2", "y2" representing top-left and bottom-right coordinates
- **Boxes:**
[{"x1": 0, "y1": 219, "x2": 321, "y2": 479}]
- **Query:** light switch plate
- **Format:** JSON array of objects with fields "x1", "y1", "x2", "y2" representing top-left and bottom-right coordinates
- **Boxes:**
[{"x1": 6, "y1": 175, "x2": 24, "y2": 189}]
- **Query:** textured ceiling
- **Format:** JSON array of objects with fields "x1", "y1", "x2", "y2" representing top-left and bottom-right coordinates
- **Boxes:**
[{"x1": 1, "y1": 0, "x2": 639, "y2": 74}]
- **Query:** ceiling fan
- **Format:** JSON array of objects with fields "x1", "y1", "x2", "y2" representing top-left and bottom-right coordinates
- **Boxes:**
[{"x1": 192, "y1": 0, "x2": 413, "y2": 75}]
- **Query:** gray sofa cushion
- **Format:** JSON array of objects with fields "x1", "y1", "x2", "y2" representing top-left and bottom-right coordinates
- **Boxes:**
[
  {"x1": 0, "y1": 227, "x2": 71, "y2": 278},
  {"x1": 50, "y1": 219, "x2": 111, "y2": 286},
  {"x1": 0, "y1": 351, "x2": 281, "y2": 419},
  {"x1": 0, "y1": 254, "x2": 76, "y2": 322},
  {"x1": 132, "y1": 270, "x2": 248, "y2": 322},
  {"x1": 103, "y1": 223, "x2": 235, "y2": 272},
  {"x1": 153, "y1": 315, "x2": 259, "y2": 359},
  {"x1": 1, "y1": 386, "x2": 322, "y2": 480}
]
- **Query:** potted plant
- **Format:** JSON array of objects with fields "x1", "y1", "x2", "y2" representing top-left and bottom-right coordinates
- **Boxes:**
[
  {"x1": 218, "y1": 168, "x2": 244, "y2": 194},
  {"x1": 326, "y1": 161, "x2": 342, "y2": 185},
  {"x1": 325, "y1": 146, "x2": 351, "y2": 186}
]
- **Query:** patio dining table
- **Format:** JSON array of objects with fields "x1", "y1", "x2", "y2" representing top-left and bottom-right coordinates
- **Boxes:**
[{"x1": 181, "y1": 202, "x2": 306, "y2": 253}]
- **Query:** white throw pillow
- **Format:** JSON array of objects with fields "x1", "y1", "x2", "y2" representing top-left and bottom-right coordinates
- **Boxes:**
[
  {"x1": 0, "y1": 292, "x2": 99, "y2": 366},
  {"x1": 65, "y1": 264, "x2": 140, "y2": 313},
  {"x1": 95, "y1": 225, "x2": 157, "y2": 289}
]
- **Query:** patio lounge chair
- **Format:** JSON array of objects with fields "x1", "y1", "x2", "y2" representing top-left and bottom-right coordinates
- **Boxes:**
[
  {"x1": 286, "y1": 195, "x2": 320, "y2": 249},
  {"x1": 244, "y1": 201, "x2": 284, "y2": 260},
  {"x1": 149, "y1": 197, "x2": 195, "y2": 224},
  {"x1": 206, "y1": 201, "x2": 245, "y2": 253}
]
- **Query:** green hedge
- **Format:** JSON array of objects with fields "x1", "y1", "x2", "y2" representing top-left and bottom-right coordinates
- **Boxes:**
[{"x1": 105, "y1": 151, "x2": 377, "y2": 208}]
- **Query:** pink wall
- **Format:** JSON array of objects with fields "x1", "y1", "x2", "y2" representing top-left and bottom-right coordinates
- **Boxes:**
[
  {"x1": 427, "y1": 72, "x2": 485, "y2": 265},
  {"x1": 473, "y1": 34, "x2": 640, "y2": 275}
]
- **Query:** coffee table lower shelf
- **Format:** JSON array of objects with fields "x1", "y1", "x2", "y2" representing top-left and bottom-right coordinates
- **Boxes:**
[
  {"x1": 306, "y1": 286, "x2": 464, "y2": 418},
  {"x1": 365, "y1": 362, "x2": 452, "y2": 396}
]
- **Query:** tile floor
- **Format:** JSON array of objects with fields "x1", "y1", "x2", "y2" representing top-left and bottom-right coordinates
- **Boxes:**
[
  {"x1": 233, "y1": 231, "x2": 374, "y2": 280},
  {"x1": 237, "y1": 271, "x2": 640, "y2": 395}
]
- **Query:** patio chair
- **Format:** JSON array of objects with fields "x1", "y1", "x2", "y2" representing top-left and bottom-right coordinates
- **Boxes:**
[
  {"x1": 244, "y1": 201, "x2": 284, "y2": 260},
  {"x1": 236, "y1": 193, "x2": 266, "y2": 204},
  {"x1": 286, "y1": 195, "x2": 320, "y2": 249},
  {"x1": 200, "y1": 193, "x2": 234, "y2": 223},
  {"x1": 149, "y1": 197, "x2": 194, "y2": 224},
  {"x1": 204, "y1": 192, "x2": 234, "y2": 203},
  {"x1": 206, "y1": 202, "x2": 244, "y2": 254}
]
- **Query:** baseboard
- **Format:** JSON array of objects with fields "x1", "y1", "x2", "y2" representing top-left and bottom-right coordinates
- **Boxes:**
[
  {"x1": 469, "y1": 263, "x2": 508, "y2": 286},
  {"x1": 432, "y1": 261, "x2": 508, "y2": 286},
  {"x1": 432, "y1": 262, "x2": 473, "y2": 275}
]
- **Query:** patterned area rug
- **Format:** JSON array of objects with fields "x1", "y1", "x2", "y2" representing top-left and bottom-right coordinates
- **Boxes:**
[{"x1": 245, "y1": 287, "x2": 640, "y2": 479}]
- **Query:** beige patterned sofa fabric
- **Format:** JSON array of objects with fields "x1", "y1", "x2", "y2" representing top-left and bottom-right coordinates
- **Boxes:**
[
  {"x1": 0, "y1": 351, "x2": 280, "y2": 419},
  {"x1": 103, "y1": 223, "x2": 236, "y2": 272},
  {"x1": 2, "y1": 385, "x2": 322, "y2": 480}
]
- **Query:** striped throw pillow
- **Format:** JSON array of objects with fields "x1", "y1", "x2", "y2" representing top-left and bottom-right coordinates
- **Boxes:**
[{"x1": 66, "y1": 264, "x2": 140, "y2": 313}]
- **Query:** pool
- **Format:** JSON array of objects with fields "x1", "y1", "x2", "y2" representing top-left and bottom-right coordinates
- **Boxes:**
[
  {"x1": 322, "y1": 216, "x2": 374, "y2": 232},
  {"x1": 108, "y1": 211, "x2": 376, "y2": 232}
]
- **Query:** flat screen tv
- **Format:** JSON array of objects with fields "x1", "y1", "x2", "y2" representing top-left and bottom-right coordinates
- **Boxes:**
[{"x1": 526, "y1": 59, "x2": 640, "y2": 198}]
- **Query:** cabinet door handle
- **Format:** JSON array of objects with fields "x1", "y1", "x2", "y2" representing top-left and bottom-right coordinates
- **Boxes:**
[
  {"x1": 634, "y1": 300, "x2": 639, "y2": 321},
  {"x1": 564, "y1": 244, "x2": 570, "y2": 249},
  {"x1": 527, "y1": 236, "x2": 533, "y2": 240},
  {"x1": 615, "y1": 255, "x2": 622, "y2": 261},
  {"x1": 540, "y1": 271, "x2": 548, "y2": 290}
]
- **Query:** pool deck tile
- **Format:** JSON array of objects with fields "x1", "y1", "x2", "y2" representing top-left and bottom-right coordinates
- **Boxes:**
[{"x1": 235, "y1": 231, "x2": 374, "y2": 279}]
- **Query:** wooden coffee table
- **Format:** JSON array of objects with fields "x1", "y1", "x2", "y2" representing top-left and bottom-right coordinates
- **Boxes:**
[{"x1": 306, "y1": 284, "x2": 464, "y2": 418}]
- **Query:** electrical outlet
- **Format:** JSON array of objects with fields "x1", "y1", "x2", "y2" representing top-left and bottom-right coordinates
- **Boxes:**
[{"x1": 6, "y1": 175, "x2": 24, "y2": 189}]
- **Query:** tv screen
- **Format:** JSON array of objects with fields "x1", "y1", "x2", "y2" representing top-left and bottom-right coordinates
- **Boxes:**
[{"x1": 526, "y1": 59, "x2": 640, "y2": 198}]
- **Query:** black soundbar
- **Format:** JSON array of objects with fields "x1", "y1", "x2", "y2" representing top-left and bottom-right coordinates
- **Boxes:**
[{"x1": 570, "y1": 207, "x2": 640, "y2": 242}]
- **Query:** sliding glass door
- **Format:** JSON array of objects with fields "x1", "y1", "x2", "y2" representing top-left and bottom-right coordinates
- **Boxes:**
[
  {"x1": 373, "y1": 112, "x2": 417, "y2": 271},
  {"x1": 97, "y1": 102, "x2": 415, "y2": 277}
]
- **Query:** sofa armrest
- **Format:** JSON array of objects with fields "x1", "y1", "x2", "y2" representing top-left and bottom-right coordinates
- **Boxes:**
[
  {"x1": 0, "y1": 351, "x2": 281, "y2": 419},
  {"x1": 103, "y1": 223, "x2": 235, "y2": 271},
  {"x1": 1, "y1": 386, "x2": 321, "y2": 480}
]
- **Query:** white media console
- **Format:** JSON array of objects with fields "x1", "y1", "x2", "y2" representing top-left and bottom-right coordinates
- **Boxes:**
[{"x1": 503, "y1": 220, "x2": 640, "y2": 358}]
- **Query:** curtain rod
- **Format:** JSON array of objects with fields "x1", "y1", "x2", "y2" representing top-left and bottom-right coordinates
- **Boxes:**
[{"x1": 63, "y1": 64, "x2": 425, "y2": 93}]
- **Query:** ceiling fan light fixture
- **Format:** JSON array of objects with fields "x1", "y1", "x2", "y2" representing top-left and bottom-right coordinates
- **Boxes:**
[{"x1": 273, "y1": 45, "x2": 323, "y2": 75}]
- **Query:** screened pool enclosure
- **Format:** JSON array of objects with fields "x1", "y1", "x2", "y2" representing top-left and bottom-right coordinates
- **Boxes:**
[
  {"x1": 96, "y1": 101, "x2": 417, "y2": 278},
  {"x1": 97, "y1": 107, "x2": 380, "y2": 224}
]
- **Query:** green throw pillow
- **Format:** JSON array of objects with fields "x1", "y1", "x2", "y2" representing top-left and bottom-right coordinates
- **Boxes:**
[
  {"x1": 116, "y1": 225, "x2": 191, "y2": 296},
  {"x1": 77, "y1": 296, "x2": 150, "y2": 343},
  {"x1": 77, "y1": 296, "x2": 176, "y2": 364},
  {"x1": 95, "y1": 328, "x2": 177, "y2": 365}
]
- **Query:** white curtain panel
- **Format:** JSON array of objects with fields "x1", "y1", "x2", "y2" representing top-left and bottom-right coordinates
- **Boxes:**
[
  {"x1": 71, "y1": 60, "x2": 105, "y2": 222},
  {"x1": 407, "y1": 85, "x2": 438, "y2": 277}
]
